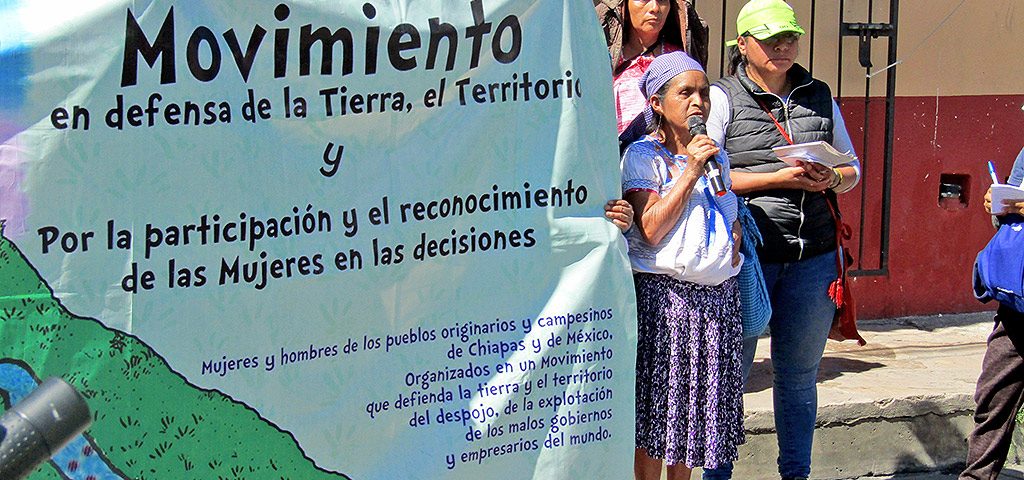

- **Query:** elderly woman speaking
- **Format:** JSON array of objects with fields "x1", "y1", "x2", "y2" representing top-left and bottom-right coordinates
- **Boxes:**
[{"x1": 620, "y1": 51, "x2": 745, "y2": 480}]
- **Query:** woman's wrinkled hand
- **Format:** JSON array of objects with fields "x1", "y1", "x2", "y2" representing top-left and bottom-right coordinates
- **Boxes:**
[
  {"x1": 684, "y1": 134, "x2": 719, "y2": 179},
  {"x1": 605, "y1": 199, "x2": 634, "y2": 233}
]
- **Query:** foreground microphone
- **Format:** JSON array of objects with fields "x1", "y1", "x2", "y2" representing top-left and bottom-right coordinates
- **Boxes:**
[
  {"x1": 686, "y1": 116, "x2": 727, "y2": 196},
  {"x1": 0, "y1": 377, "x2": 92, "y2": 480}
]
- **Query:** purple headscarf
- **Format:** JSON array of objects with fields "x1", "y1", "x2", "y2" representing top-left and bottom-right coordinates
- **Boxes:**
[{"x1": 618, "y1": 51, "x2": 706, "y2": 147}]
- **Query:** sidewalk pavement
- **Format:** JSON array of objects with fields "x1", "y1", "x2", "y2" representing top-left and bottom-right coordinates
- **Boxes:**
[{"x1": 694, "y1": 310, "x2": 1024, "y2": 479}]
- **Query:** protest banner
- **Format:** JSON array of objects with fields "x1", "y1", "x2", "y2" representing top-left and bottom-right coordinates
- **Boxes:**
[{"x1": 0, "y1": 1, "x2": 636, "y2": 479}]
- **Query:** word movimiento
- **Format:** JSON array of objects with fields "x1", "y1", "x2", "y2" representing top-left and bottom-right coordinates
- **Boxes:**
[{"x1": 121, "y1": 0, "x2": 522, "y2": 86}]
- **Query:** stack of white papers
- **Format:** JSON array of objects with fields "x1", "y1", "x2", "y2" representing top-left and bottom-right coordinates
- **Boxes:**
[
  {"x1": 991, "y1": 183, "x2": 1024, "y2": 214},
  {"x1": 772, "y1": 141, "x2": 857, "y2": 168}
]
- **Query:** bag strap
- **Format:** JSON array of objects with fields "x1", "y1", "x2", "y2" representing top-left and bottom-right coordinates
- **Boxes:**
[{"x1": 822, "y1": 193, "x2": 852, "y2": 277}]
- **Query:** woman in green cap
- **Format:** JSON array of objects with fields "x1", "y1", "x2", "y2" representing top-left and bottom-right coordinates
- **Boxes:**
[{"x1": 702, "y1": 1, "x2": 863, "y2": 479}]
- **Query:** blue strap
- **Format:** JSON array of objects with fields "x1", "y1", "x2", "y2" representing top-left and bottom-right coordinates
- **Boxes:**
[
  {"x1": 651, "y1": 138, "x2": 729, "y2": 251},
  {"x1": 701, "y1": 186, "x2": 722, "y2": 249}
]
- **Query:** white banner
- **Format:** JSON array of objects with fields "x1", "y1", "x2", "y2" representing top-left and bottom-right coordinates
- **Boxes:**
[{"x1": 0, "y1": 1, "x2": 636, "y2": 479}]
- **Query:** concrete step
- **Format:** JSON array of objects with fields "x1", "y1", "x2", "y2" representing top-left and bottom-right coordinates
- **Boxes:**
[
  {"x1": 863, "y1": 464, "x2": 1024, "y2": 479},
  {"x1": 702, "y1": 311, "x2": 1020, "y2": 480}
]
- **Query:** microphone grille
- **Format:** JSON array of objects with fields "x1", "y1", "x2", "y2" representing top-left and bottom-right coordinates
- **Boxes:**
[{"x1": 687, "y1": 116, "x2": 707, "y2": 135}]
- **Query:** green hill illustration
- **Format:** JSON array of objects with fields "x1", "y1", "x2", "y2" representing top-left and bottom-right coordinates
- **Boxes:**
[{"x1": 0, "y1": 225, "x2": 350, "y2": 480}]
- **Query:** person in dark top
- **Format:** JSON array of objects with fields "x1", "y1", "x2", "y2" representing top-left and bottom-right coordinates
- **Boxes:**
[{"x1": 702, "y1": 1, "x2": 862, "y2": 479}]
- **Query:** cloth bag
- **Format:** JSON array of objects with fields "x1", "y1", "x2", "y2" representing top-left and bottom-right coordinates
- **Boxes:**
[
  {"x1": 824, "y1": 192, "x2": 866, "y2": 345},
  {"x1": 736, "y1": 201, "x2": 771, "y2": 338},
  {"x1": 973, "y1": 217, "x2": 1024, "y2": 313}
]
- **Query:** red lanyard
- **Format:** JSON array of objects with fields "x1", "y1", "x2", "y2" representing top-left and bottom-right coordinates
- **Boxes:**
[{"x1": 755, "y1": 98, "x2": 794, "y2": 145}]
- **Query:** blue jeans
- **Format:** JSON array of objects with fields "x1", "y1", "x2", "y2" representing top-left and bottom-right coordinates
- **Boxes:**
[{"x1": 703, "y1": 250, "x2": 837, "y2": 479}]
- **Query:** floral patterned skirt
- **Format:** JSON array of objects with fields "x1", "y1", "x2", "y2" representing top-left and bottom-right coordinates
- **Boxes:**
[{"x1": 633, "y1": 273, "x2": 745, "y2": 468}]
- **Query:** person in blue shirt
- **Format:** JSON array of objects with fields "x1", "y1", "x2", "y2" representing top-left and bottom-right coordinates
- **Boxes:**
[{"x1": 961, "y1": 146, "x2": 1024, "y2": 479}]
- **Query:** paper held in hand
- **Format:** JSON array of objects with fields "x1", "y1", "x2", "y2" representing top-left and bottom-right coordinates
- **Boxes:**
[
  {"x1": 772, "y1": 141, "x2": 857, "y2": 168},
  {"x1": 991, "y1": 183, "x2": 1024, "y2": 214}
]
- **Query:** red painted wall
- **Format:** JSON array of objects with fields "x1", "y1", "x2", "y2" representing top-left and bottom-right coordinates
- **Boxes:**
[{"x1": 837, "y1": 95, "x2": 1024, "y2": 319}]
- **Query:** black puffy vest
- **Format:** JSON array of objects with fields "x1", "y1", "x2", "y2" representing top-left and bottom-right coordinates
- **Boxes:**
[{"x1": 715, "y1": 63, "x2": 836, "y2": 263}]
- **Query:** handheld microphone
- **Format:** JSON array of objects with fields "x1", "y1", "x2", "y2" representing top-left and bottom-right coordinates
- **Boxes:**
[
  {"x1": 686, "y1": 116, "x2": 727, "y2": 197},
  {"x1": 0, "y1": 377, "x2": 92, "y2": 480}
]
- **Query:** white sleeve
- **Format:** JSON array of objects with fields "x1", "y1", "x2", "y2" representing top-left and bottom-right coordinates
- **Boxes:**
[
  {"x1": 707, "y1": 85, "x2": 731, "y2": 147},
  {"x1": 621, "y1": 141, "x2": 663, "y2": 194},
  {"x1": 831, "y1": 99, "x2": 862, "y2": 193},
  {"x1": 706, "y1": 85, "x2": 736, "y2": 191}
]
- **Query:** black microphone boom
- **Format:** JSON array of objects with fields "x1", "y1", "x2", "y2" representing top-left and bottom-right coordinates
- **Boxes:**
[
  {"x1": 0, "y1": 377, "x2": 92, "y2": 480},
  {"x1": 686, "y1": 116, "x2": 728, "y2": 197}
]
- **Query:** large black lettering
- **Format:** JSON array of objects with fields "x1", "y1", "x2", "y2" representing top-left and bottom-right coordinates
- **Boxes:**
[
  {"x1": 223, "y1": 26, "x2": 267, "y2": 82},
  {"x1": 299, "y1": 25, "x2": 354, "y2": 76},
  {"x1": 186, "y1": 26, "x2": 221, "y2": 82},
  {"x1": 121, "y1": 7, "x2": 176, "y2": 87},
  {"x1": 492, "y1": 15, "x2": 521, "y2": 64},
  {"x1": 273, "y1": 3, "x2": 291, "y2": 78},
  {"x1": 362, "y1": 3, "x2": 380, "y2": 75},
  {"x1": 426, "y1": 18, "x2": 458, "y2": 71},
  {"x1": 388, "y1": 24, "x2": 420, "y2": 71},
  {"x1": 464, "y1": 0, "x2": 492, "y2": 69}
]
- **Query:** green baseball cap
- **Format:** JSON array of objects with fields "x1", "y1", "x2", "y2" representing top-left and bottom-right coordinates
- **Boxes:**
[{"x1": 726, "y1": 0, "x2": 805, "y2": 46}]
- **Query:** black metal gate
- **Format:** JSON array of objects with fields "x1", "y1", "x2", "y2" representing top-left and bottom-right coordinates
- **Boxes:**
[{"x1": 837, "y1": 0, "x2": 898, "y2": 276}]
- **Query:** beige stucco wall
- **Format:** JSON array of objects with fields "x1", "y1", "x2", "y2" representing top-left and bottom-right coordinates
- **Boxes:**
[{"x1": 700, "y1": 0, "x2": 1023, "y2": 97}]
